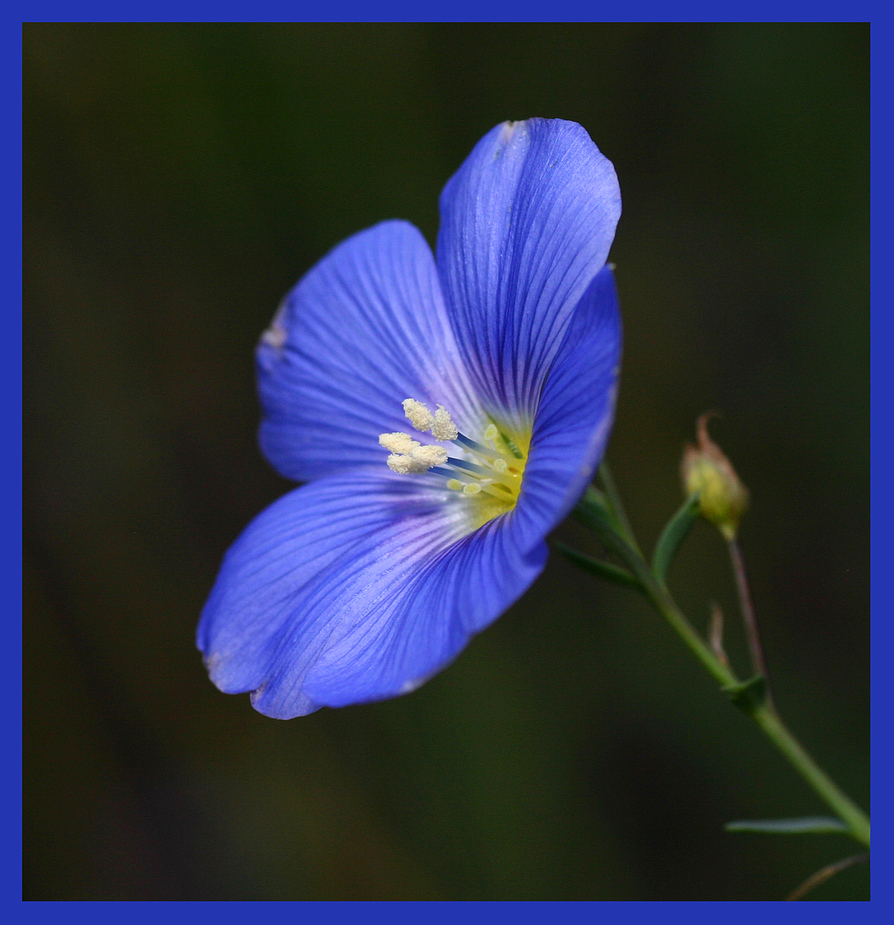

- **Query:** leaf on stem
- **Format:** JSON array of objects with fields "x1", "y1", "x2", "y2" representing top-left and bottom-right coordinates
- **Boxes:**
[
  {"x1": 709, "y1": 601, "x2": 729, "y2": 666},
  {"x1": 553, "y1": 542, "x2": 642, "y2": 591},
  {"x1": 721, "y1": 673, "x2": 767, "y2": 714},
  {"x1": 573, "y1": 487, "x2": 631, "y2": 559},
  {"x1": 652, "y1": 493, "x2": 701, "y2": 586},
  {"x1": 725, "y1": 817, "x2": 850, "y2": 835}
]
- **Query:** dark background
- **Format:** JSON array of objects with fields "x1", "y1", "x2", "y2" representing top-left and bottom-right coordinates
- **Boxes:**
[{"x1": 23, "y1": 23, "x2": 869, "y2": 901}]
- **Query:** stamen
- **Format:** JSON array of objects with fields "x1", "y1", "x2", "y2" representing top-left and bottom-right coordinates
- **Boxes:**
[
  {"x1": 447, "y1": 457, "x2": 498, "y2": 478},
  {"x1": 431, "y1": 405, "x2": 458, "y2": 442},
  {"x1": 403, "y1": 398, "x2": 434, "y2": 432},
  {"x1": 447, "y1": 476, "x2": 512, "y2": 500},
  {"x1": 446, "y1": 456, "x2": 516, "y2": 491},
  {"x1": 379, "y1": 432, "x2": 421, "y2": 454},
  {"x1": 386, "y1": 454, "x2": 421, "y2": 475},
  {"x1": 453, "y1": 432, "x2": 505, "y2": 461},
  {"x1": 383, "y1": 400, "x2": 528, "y2": 513},
  {"x1": 431, "y1": 466, "x2": 473, "y2": 482},
  {"x1": 386, "y1": 445, "x2": 448, "y2": 474},
  {"x1": 412, "y1": 445, "x2": 449, "y2": 468}
]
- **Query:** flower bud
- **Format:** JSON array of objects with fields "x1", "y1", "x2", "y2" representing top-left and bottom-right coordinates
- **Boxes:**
[{"x1": 680, "y1": 413, "x2": 749, "y2": 540}]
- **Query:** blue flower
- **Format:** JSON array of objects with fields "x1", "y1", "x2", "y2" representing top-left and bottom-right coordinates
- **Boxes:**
[{"x1": 198, "y1": 119, "x2": 622, "y2": 718}]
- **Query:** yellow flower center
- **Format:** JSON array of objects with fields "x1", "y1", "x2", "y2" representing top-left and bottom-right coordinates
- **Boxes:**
[{"x1": 379, "y1": 399, "x2": 529, "y2": 529}]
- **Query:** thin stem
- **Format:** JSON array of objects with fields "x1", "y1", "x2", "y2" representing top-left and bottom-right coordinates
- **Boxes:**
[
  {"x1": 750, "y1": 707, "x2": 870, "y2": 848},
  {"x1": 639, "y1": 567, "x2": 869, "y2": 846},
  {"x1": 728, "y1": 536, "x2": 774, "y2": 709},
  {"x1": 641, "y1": 571, "x2": 871, "y2": 846},
  {"x1": 786, "y1": 853, "x2": 869, "y2": 901},
  {"x1": 574, "y1": 488, "x2": 870, "y2": 848},
  {"x1": 578, "y1": 488, "x2": 737, "y2": 690}
]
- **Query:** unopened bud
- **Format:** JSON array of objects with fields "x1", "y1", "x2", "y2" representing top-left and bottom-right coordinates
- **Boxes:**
[{"x1": 680, "y1": 413, "x2": 749, "y2": 540}]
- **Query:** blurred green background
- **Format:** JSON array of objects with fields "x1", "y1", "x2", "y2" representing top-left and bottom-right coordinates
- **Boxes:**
[{"x1": 23, "y1": 23, "x2": 869, "y2": 901}]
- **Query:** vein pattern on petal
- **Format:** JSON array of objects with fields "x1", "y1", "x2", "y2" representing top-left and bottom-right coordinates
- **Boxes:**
[
  {"x1": 198, "y1": 471, "x2": 546, "y2": 718},
  {"x1": 436, "y1": 118, "x2": 621, "y2": 429}
]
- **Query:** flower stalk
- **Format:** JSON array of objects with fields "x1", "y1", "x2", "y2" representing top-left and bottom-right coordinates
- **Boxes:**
[
  {"x1": 572, "y1": 477, "x2": 870, "y2": 849},
  {"x1": 727, "y1": 535, "x2": 774, "y2": 709}
]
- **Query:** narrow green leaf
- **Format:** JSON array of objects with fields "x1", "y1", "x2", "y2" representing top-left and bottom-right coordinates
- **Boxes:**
[
  {"x1": 553, "y1": 542, "x2": 642, "y2": 591},
  {"x1": 652, "y1": 493, "x2": 701, "y2": 585},
  {"x1": 573, "y1": 488, "x2": 630, "y2": 557},
  {"x1": 725, "y1": 817, "x2": 850, "y2": 835},
  {"x1": 721, "y1": 674, "x2": 767, "y2": 714},
  {"x1": 581, "y1": 485, "x2": 609, "y2": 508}
]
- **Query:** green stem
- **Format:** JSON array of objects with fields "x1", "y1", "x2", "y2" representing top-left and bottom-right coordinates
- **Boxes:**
[
  {"x1": 576, "y1": 487, "x2": 736, "y2": 690},
  {"x1": 638, "y1": 564, "x2": 738, "y2": 689},
  {"x1": 574, "y1": 487, "x2": 870, "y2": 848},
  {"x1": 750, "y1": 707, "x2": 870, "y2": 848}
]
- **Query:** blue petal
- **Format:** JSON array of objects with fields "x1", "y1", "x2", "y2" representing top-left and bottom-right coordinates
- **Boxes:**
[
  {"x1": 257, "y1": 221, "x2": 479, "y2": 483},
  {"x1": 516, "y1": 266, "x2": 622, "y2": 540},
  {"x1": 197, "y1": 471, "x2": 547, "y2": 718},
  {"x1": 436, "y1": 119, "x2": 621, "y2": 430}
]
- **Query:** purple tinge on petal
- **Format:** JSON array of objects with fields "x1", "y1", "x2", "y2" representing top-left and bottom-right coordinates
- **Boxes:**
[
  {"x1": 436, "y1": 118, "x2": 621, "y2": 429},
  {"x1": 257, "y1": 220, "x2": 479, "y2": 484},
  {"x1": 197, "y1": 470, "x2": 547, "y2": 718}
]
